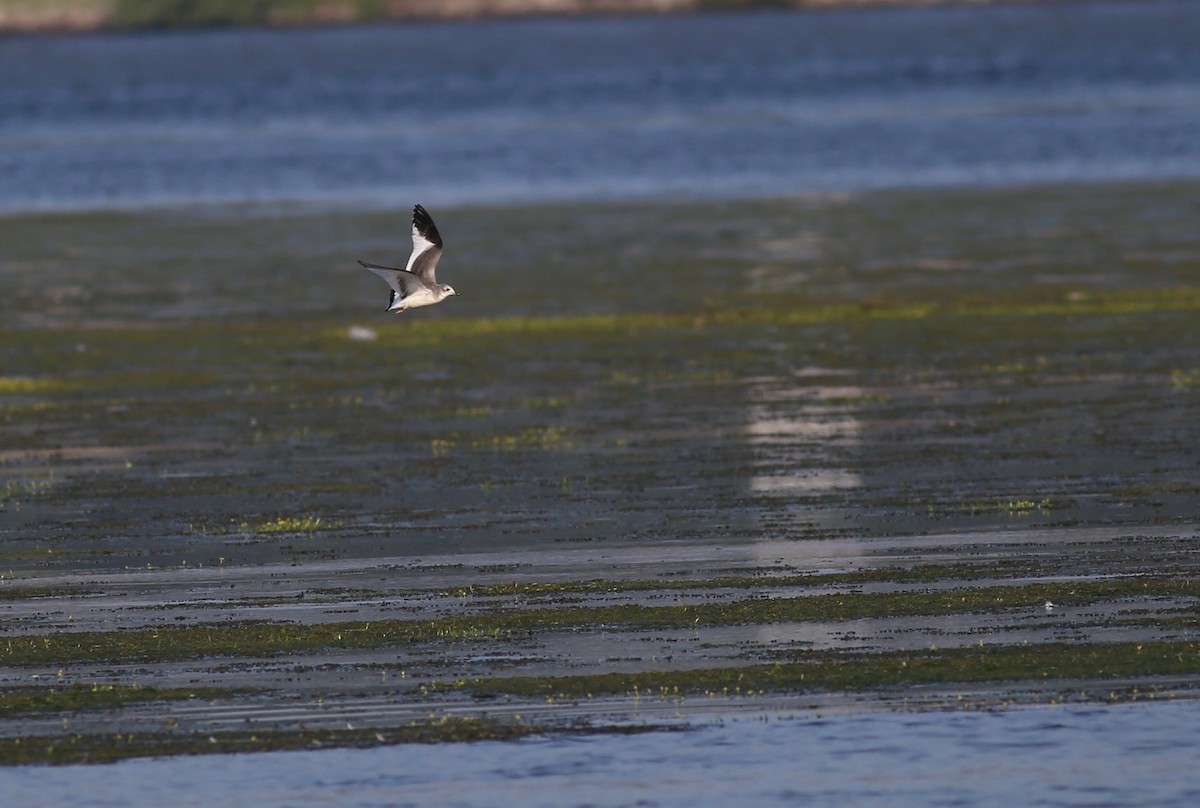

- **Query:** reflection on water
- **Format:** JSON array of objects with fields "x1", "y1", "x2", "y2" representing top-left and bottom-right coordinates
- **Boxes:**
[{"x1": 746, "y1": 374, "x2": 863, "y2": 497}]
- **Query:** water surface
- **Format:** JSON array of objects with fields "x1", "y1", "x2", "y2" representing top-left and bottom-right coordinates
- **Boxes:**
[
  {"x1": 1, "y1": 1, "x2": 1199, "y2": 211},
  {"x1": 5, "y1": 700, "x2": 1200, "y2": 807}
]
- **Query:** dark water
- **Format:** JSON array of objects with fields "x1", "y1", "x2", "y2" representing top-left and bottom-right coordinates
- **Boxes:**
[{"x1": 2, "y1": 1, "x2": 1199, "y2": 212}]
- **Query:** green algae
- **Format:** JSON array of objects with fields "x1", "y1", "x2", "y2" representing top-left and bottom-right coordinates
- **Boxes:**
[
  {"x1": 0, "y1": 377, "x2": 79, "y2": 395},
  {"x1": 3, "y1": 576, "x2": 1193, "y2": 667},
  {"x1": 464, "y1": 640, "x2": 1200, "y2": 700},
  {"x1": 6, "y1": 285, "x2": 1198, "y2": 378},
  {"x1": 251, "y1": 515, "x2": 338, "y2": 533},
  {"x1": 0, "y1": 585, "x2": 99, "y2": 601},
  {"x1": 445, "y1": 560, "x2": 1052, "y2": 598},
  {"x1": 0, "y1": 717, "x2": 571, "y2": 766},
  {"x1": 1171, "y1": 369, "x2": 1200, "y2": 390},
  {"x1": 0, "y1": 684, "x2": 237, "y2": 718},
  {"x1": 331, "y1": 285, "x2": 1200, "y2": 348}
]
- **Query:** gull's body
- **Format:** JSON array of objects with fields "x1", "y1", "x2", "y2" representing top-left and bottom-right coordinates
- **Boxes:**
[{"x1": 359, "y1": 205, "x2": 458, "y2": 314}]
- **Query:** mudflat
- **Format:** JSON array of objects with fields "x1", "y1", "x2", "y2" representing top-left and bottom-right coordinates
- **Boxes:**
[{"x1": 1, "y1": 180, "x2": 1198, "y2": 763}]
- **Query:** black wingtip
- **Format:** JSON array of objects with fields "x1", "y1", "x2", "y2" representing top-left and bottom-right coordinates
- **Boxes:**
[{"x1": 412, "y1": 204, "x2": 443, "y2": 248}]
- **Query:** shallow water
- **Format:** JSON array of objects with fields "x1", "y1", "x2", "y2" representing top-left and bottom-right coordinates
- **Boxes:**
[
  {"x1": 1, "y1": 182, "x2": 1197, "y2": 773},
  {"x1": 3, "y1": 184, "x2": 1197, "y2": 571},
  {"x1": 4, "y1": 699, "x2": 1200, "y2": 807}
]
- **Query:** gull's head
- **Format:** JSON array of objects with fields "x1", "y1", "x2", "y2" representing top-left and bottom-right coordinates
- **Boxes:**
[{"x1": 441, "y1": 284, "x2": 458, "y2": 298}]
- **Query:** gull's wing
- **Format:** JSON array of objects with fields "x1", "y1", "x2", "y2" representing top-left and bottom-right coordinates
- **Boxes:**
[
  {"x1": 359, "y1": 261, "x2": 427, "y2": 310},
  {"x1": 405, "y1": 204, "x2": 444, "y2": 287}
]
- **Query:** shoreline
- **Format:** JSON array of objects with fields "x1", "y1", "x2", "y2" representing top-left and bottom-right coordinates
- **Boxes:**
[
  {"x1": 2, "y1": 174, "x2": 1198, "y2": 223},
  {"x1": 0, "y1": 0, "x2": 1064, "y2": 34}
]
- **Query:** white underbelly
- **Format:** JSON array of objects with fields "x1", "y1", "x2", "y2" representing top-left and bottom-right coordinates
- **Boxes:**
[{"x1": 390, "y1": 289, "x2": 439, "y2": 310}]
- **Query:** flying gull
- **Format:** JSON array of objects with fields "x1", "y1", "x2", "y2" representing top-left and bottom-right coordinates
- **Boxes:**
[{"x1": 359, "y1": 204, "x2": 458, "y2": 314}]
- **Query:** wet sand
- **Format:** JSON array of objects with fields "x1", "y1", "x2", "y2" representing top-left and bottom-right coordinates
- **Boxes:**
[{"x1": 1, "y1": 179, "x2": 1198, "y2": 762}]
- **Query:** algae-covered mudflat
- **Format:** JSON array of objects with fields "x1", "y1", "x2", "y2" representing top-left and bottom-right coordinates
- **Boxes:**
[{"x1": 1, "y1": 179, "x2": 1198, "y2": 765}]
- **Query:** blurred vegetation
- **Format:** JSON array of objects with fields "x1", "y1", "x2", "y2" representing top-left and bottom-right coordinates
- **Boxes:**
[
  {"x1": 113, "y1": 0, "x2": 272, "y2": 27},
  {"x1": 110, "y1": 0, "x2": 384, "y2": 28},
  {"x1": 1, "y1": 0, "x2": 992, "y2": 31}
]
